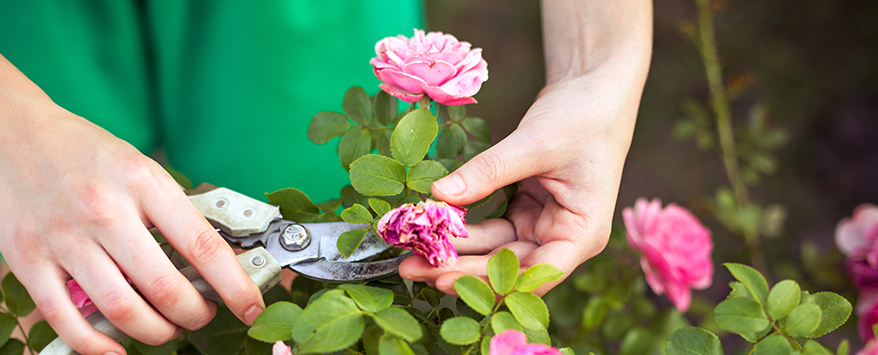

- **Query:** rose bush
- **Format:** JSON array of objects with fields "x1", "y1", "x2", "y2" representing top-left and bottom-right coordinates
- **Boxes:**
[
  {"x1": 370, "y1": 29, "x2": 488, "y2": 105},
  {"x1": 376, "y1": 199, "x2": 468, "y2": 267},
  {"x1": 622, "y1": 198, "x2": 713, "y2": 312},
  {"x1": 836, "y1": 204, "x2": 878, "y2": 342}
]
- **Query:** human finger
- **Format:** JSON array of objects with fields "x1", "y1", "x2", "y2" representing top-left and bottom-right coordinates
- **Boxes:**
[
  {"x1": 142, "y1": 180, "x2": 264, "y2": 326},
  {"x1": 101, "y1": 217, "x2": 216, "y2": 331},
  {"x1": 450, "y1": 218, "x2": 516, "y2": 255},
  {"x1": 399, "y1": 241, "x2": 538, "y2": 292},
  {"x1": 63, "y1": 244, "x2": 179, "y2": 346}
]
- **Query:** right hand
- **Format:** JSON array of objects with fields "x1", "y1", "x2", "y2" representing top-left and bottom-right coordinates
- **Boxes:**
[{"x1": 0, "y1": 55, "x2": 265, "y2": 355}]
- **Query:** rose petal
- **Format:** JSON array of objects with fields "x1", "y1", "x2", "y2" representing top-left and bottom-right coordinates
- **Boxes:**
[
  {"x1": 490, "y1": 330, "x2": 528, "y2": 355},
  {"x1": 378, "y1": 83, "x2": 423, "y2": 103},
  {"x1": 376, "y1": 69, "x2": 429, "y2": 94}
]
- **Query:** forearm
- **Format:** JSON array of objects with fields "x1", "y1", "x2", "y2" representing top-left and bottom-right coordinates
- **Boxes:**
[{"x1": 541, "y1": 0, "x2": 653, "y2": 85}]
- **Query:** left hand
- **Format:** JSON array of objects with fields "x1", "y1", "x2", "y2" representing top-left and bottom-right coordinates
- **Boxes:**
[{"x1": 398, "y1": 65, "x2": 642, "y2": 296}]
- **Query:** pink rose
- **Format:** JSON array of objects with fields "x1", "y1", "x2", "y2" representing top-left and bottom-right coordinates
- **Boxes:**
[
  {"x1": 376, "y1": 199, "x2": 468, "y2": 267},
  {"x1": 835, "y1": 204, "x2": 878, "y2": 344},
  {"x1": 622, "y1": 198, "x2": 714, "y2": 312},
  {"x1": 859, "y1": 340, "x2": 878, "y2": 355},
  {"x1": 272, "y1": 341, "x2": 292, "y2": 355},
  {"x1": 67, "y1": 279, "x2": 98, "y2": 317},
  {"x1": 489, "y1": 330, "x2": 562, "y2": 355},
  {"x1": 370, "y1": 29, "x2": 488, "y2": 105}
]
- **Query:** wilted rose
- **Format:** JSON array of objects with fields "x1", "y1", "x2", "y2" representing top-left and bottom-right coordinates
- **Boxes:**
[
  {"x1": 370, "y1": 29, "x2": 488, "y2": 105},
  {"x1": 489, "y1": 330, "x2": 562, "y2": 355},
  {"x1": 272, "y1": 341, "x2": 292, "y2": 355},
  {"x1": 835, "y1": 204, "x2": 878, "y2": 344},
  {"x1": 376, "y1": 199, "x2": 468, "y2": 267},
  {"x1": 67, "y1": 279, "x2": 98, "y2": 317},
  {"x1": 622, "y1": 198, "x2": 714, "y2": 312}
]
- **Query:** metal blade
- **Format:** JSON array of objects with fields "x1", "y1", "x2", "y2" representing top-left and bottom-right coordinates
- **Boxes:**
[
  {"x1": 301, "y1": 222, "x2": 393, "y2": 262},
  {"x1": 291, "y1": 254, "x2": 411, "y2": 282}
]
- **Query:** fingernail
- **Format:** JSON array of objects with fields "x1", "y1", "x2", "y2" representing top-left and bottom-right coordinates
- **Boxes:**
[
  {"x1": 434, "y1": 174, "x2": 465, "y2": 196},
  {"x1": 243, "y1": 305, "x2": 263, "y2": 325}
]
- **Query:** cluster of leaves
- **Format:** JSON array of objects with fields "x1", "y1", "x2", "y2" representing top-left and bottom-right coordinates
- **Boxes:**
[
  {"x1": 544, "y1": 227, "x2": 692, "y2": 355},
  {"x1": 666, "y1": 263, "x2": 852, "y2": 355},
  {"x1": 0, "y1": 273, "x2": 57, "y2": 355},
  {"x1": 303, "y1": 87, "x2": 506, "y2": 257},
  {"x1": 244, "y1": 248, "x2": 569, "y2": 354}
]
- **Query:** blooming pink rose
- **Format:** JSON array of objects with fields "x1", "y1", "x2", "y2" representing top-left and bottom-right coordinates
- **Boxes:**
[
  {"x1": 67, "y1": 279, "x2": 98, "y2": 317},
  {"x1": 272, "y1": 341, "x2": 292, "y2": 355},
  {"x1": 489, "y1": 330, "x2": 562, "y2": 355},
  {"x1": 835, "y1": 204, "x2": 878, "y2": 344},
  {"x1": 859, "y1": 340, "x2": 878, "y2": 355},
  {"x1": 376, "y1": 199, "x2": 468, "y2": 267},
  {"x1": 370, "y1": 29, "x2": 488, "y2": 105},
  {"x1": 622, "y1": 198, "x2": 714, "y2": 312}
]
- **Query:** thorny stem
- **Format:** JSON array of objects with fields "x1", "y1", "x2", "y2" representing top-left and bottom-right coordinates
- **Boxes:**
[{"x1": 695, "y1": 0, "x2": 768, "y2": 276}]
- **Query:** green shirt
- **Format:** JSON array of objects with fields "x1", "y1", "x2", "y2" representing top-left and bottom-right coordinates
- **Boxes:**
[{"x1": 0, "y1": 0, "x2": 423, "y2": 202}]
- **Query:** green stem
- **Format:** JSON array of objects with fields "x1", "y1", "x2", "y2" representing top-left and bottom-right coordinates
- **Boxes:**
[
  {"x1": 417, "y1": 97, "x2": 431, "y2": 110},
  {"x1": 0, "y1": 304, "x2": 35, "y2": 355},
  {"x1": 694, "y1": 0, "x2": 768, "y2": 276}
]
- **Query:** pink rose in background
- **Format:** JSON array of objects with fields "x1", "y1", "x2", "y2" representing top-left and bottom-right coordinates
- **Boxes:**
[
  {"x1": 859, "y1": 340, "x2": 878, "y2": 355},
  {"x1": 67, "y1": 279, "x2": 98, "y2": 317},
  {"x1": 622, "y1": 198, "x2": 714, "y2": 312},
  {"x1": 489, "y1": 330, "x2": 562, "y2": 355},
  {"x1": 376, "y1": 199, "x2": 468, "y2": 267},
  {"x1": 370, "y1": 29, "x2": 488, "y2": 105},
  {"x1": 272, "y1": 341, "x2": 292, "y2": 355},
  {"x1": 835, "y1": 204, "x2": 878, "y2": 345}
]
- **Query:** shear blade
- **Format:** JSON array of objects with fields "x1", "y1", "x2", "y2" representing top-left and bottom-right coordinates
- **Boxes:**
[
  {"x1": 292, "y1": 254, "x2": 410, "y2": 282},
  {"x1": 301, "y1": 222, "x2": 393, "y2": 262}
]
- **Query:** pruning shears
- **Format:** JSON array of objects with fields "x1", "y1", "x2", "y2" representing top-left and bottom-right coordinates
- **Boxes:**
[{"x1": 43, "y1": 183, "x2": 408, "y2": 354}]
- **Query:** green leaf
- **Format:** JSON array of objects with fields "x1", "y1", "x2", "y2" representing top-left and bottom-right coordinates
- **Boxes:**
[
  {"x1": 453, "y1": 275, "x2": 495, "y2": 316},
  {"x1": 436, "y1": 129, "x2": 458, "y2": 159},
  {"x1": 766, "y1": 280, "x2": 801, "y2": 320},
  {"x1": 341, "y1": 184, "x2": 370, "y2": 209},
  {"x1": 465, "y1": 190, "x2": 496, "y2": 210},
  {"x1": 712, "y1": 298, "x2": 769, "y2": 340},
  {"x1": 373, "y1": 90, "x2": 398, "y2": 126},
  {"x1": 406, "y1": 160, "x2": 449, "y2": 194},
  {"x1": 369, "y1": 198, "x2": 392, "y2": 219},
  {"x1": 803, "y1": 340, "x2": 833, "y2": 355},
  {"x1": 379, "y1": 334, "x2": 415, "y2": 355},
  {"x1": 516, "y1": 264, "x2": 564, "y2": 293},
  {"x1": 350, "y1": 155, "x2": 406, "y2": 196},
  {"x1": 0, "y1": 339, "x2": 24, "y2": 355},
  {"x1": 308, "y1": 112, "x2": 351, "y2": 144},
  {"x1": 413, "y1": 282, "x2": 443, "y2": 308},
  {"x1": 0, "y1": 313, "x2": 14, "y2": 347},
  {"x1": 26, "y1": 320, "x2": 56, "y2": 352},
  {"x1": 440, "y1": 317, "x2": 481, "y2": 345},
  {"x1": 488, "y1": 248, "x2": 519, "y2": 295},
  {"x1": 753, "y1": 334, "x2": 794, "y2": 355},
  {"x1": 784, "y1": 303, "x2": 822, "y2": 337},
  {"x1": 450, "y1": 123, "x2": 468, "y2": 155},
  {"x1": 125, "y1": 338, "x2": 178, "y2": 355},
  {"x1": 456, "y1": 297, "x2": 484, "y2": 321},
  {"x1": 724, "y1": 263, "x2": 769, "y2": 304},
  {"x1": 491, "y1": 311, "x2": 523, "y2": 334},
  {"x1": 446, "y1": 105, "x2": 466, "y2": 122},
  {"x1": 339, "y1": 128, "x2": 372, "y2": 171},
  {"x1": 292, "y1": 290, "x2": 365, "y2": 353},
  {"x1": 2, "y1": 274, "x2": 34, "y2": 317},
  {"x1": 316, "y1": 199, "x2": 342, "y2": 214},
  {"x1": 437, "y1": 158, "x2": 464, "y2": 173},
  {"x1": 462, "y1": 117, "x2": 491, "y2": 143},
  {"x1": 438, "y1": 307, "x2": 455, "y2": 322},
  {"x1": 336, "y1": 229, "x2": 369, "y2": 258},
  {"x1": 343, "y1": 86, "x2": 373, "y2": 126},
  {"x1": 247, "y1": 302, "x2": 302, "y2": 342},
  {"x1": 522, "y1": 326, "x2": 551, "y2": 345},
  {"x1": 378, "y1": 130, "x2": 393, "y2": 157},
  {"x1": 463, "y1": 141, "x2": 491, "y2": 161},
  {"x1": 244, "y1": 338, "x2": 271, "y2": 355},
  {"x1": 341, "y1": 203, "x2": 373, "y2": 224},
  {"x1": 190, "y1": 305, "x2": 249, "y2": 355},
  {"x1": 391, "y1": 108, "x2": 438, "y2": 166},
  {"x1": 582, "y1": 296, "x2": 607, "y2": 330},
  {"x1": 728, "y1": 282, "x2": 752, "y2": 299},
  {"x1": 506, "y1": 292, "x2": 550, "y2": 330},
  {"x1": 801, "y1": 292, "x2": 852, "y2": 338},
  {"x1": 673, "y1": 119, "x2": 698, "y2": 141},
  {"x1": 338, "y1": 284, "x2": 393, "y2": 313},
  {"x1": 559, "y1": 348, "x2": 576, "y2": 355},
  {"x1": 266, "y1": 187, "x2": 320, "y2": 222},
  {"x1": 481, "y1": 334, "x2": 493, "y2": 355},
  {"x1": 837, "y1": 339, "x2": 849, "y2": 355},
  {"x1": 374, "y1": 307, "x2": 422, "y2": 342},
  {"x1": 665, "y1": 327, "x2": 724, "y2": 355},
  {"x1": 619, "y1": 327, "x2": 654, "y2": 355}
]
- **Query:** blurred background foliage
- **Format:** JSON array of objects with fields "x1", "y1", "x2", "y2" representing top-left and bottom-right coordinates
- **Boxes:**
[{"x1": 425, "y1": 0, "x2": 878, "y2": 352}]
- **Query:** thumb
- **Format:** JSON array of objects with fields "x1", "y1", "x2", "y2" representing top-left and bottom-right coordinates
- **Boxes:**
[{"x1": 431, "y1": 132, "x2": 543, "y2": 205}]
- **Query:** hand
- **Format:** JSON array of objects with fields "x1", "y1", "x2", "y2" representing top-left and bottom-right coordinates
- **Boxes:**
[
  {"x1": 0, "y1": 56, "x2": 264, "y2": 354},
  {"x1": 398, "y1": 66, "x2": 643, "y2": 296}
]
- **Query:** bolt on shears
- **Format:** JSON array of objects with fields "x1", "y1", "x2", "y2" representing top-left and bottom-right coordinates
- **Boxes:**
[{"x1": 42, "y1": 183, "x2": 408, "y2": 354}]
